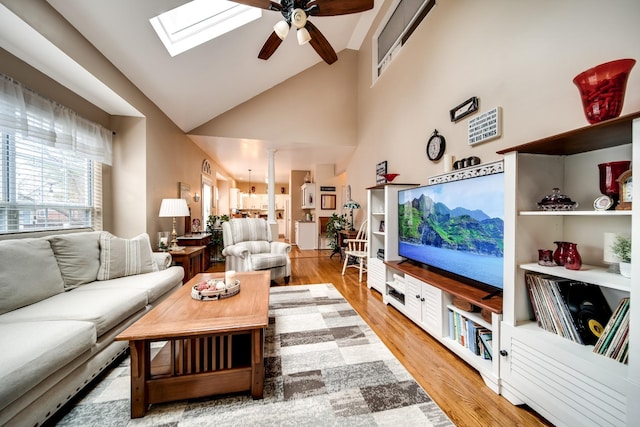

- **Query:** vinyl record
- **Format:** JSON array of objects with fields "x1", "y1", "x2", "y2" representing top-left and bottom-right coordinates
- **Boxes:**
[{"x1": 563, "y1": 282, "x2": 613, "y2": 345}]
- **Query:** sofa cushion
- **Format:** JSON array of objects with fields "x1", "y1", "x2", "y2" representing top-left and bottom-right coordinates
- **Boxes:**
[
  {"x1": 47, "y1": 231, "x2": 101, "y2": 288},
  {"x1": 0, "y1": 287, "x2": 148, "y2": 337},
  {"x1": 73, "y1": 267, "x2": 183, "y2": 304},
  {"x1": 97, "y1": 232, "x2": 157, "y2": 280},
  {"x1": 0, "y1": 238, "x2": 64, "y2": 315},
  {"x1": 0, "y1": 320, "x2": 96, "y2": 411}
]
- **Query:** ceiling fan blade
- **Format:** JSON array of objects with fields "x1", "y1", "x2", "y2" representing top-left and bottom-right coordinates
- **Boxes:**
[
  {"x1": 305, "y1": 21, "x2": 337, "y2": 65},
  {"x1": 231, "y1": 0, "x2": 281, "y2": 11},
  {"x1": 307, "y1": 0, "x2": 374, "y2": 16},
  {"x1": 258, "y1": 31, "x2": 284, "y2": 60}
]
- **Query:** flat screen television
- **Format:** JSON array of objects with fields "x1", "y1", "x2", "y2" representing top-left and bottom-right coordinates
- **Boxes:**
[{"x1": 398, "y1": 171, "x2": 504, "y2": 292}]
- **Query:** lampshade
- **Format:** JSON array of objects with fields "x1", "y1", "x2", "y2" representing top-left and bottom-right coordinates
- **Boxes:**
[
  {"x1": 297, "y1": 27, "x2": 311, "y2": 45},
  {"x1": 343, "y1": 200, "x2": 360, "y2": 210},
  {"x1": 274, "y1": 20, "x2": 289, "y2": 40},
  {"x1": 159, "y1": 198, "x2": 190, "y2": 218}
]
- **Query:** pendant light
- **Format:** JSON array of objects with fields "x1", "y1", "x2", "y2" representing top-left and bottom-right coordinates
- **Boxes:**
[{"x1": 249, "y1": 169, "x2": 257, "y2": 198}]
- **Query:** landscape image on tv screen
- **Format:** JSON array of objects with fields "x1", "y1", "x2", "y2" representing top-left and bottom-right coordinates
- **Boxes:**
[{"x1": 398, "y1": 172, "x2": 504, "y2": 289}]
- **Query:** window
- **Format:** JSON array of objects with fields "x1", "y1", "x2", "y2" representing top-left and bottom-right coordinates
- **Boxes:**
[
  {"x1": 0, "y1": 132, "x2": 97, "y2": 233},
  {"x1": 373, "y1": 0, "x2": 436, "y2": 80},
  {"x1": 0, "y1": 74, "x2": 109, "y2": 234},
  {"x1": 150, "y1": 0, "x2": 262, "y2": 57}
]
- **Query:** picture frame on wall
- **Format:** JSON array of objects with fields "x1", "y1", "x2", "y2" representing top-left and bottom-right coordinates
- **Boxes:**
[
  {"x1": 321, "y1": 194, "x2": 336, "y2": 210},
  {"x1": 376, "y1": 161, "x2": 388, "y2": 184},
  {"x1": 179, "y1": 182, "x2": 191, "y2": 204},
  {"x1": 450, "y1": 96, "x2": 479, "y2": 122}
]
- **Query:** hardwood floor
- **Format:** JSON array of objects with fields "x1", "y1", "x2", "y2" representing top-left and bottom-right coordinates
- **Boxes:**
[{"x1": 208, "y1": 246, "x2": 552, "y2": 427}]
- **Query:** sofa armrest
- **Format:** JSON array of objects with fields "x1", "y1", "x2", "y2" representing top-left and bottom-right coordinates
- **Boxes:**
[
  {"x1": 222, "y1": 245, "x2": 250, "y2": 258},
  {"x1": 270, "y1": 241, "x2": 291, "y2": 254},
  {"x1": 152, "y1": 252, "x2": 172, "y2": 270}
]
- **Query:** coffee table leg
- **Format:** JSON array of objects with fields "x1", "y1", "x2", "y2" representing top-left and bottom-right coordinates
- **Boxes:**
[
  {"x1": 251, "y1": 328, "x2": 265, "y2": 399},
  {"x1": 130, "y1": 340, "x2": 149, "y2": 418}
]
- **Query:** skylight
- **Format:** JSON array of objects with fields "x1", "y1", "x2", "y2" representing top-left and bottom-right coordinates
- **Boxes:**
[{"x1": 150, "y1": 0, "x2": 261, "y2": 57}]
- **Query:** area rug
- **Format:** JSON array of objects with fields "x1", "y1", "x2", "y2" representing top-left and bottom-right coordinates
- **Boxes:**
[{"x1": 55, "y1": 284, "x2": 454, "y2": 426}]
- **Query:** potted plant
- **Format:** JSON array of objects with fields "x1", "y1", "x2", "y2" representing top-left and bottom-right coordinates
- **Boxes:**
[
  {"x1": 207, "y1": 214, "x2": 230, "y2": 261},
  {"x1": 326, "y1": 213, "x2": 348, "y2": 253},
  {"x1": 611, "y1": 234, "x2": 631, "y2": 277}
]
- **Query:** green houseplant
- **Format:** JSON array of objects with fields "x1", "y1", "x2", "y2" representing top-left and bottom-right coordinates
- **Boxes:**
[
  {"x1": 326, "y1": 213, "x2": 348, "y2": 252},
  {"x1": 611, "y1": 234, "x2": 631, "y2": 277},
  {"x1": 207, "y1": 214, "x2": 229, "y2": 261}
]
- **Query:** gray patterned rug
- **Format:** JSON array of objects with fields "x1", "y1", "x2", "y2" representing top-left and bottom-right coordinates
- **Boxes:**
[{"x1": 55, "y1": 284, "x2": 454, "y2": 426}]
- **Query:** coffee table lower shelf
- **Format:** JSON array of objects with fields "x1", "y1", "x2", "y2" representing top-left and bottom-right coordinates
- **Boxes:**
[{"x1": 129, "y1": 328, "x2": 264, "y2": 418}]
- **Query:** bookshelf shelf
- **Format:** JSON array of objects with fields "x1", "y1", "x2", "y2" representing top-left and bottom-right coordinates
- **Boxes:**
[
  {"x1": 519, "y1": 210, "x2": 631, "y2": 216},
  {"x1": 519, "y1": 263, "x2": 630, "y2": 292}
]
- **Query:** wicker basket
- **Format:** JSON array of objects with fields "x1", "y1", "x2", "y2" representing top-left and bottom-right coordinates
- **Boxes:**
[{"x1": 191, "y1": 279, "x2": 240, "y2": 301}]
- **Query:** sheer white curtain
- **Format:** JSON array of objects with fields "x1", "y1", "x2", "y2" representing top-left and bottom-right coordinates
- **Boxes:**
[{"x1": 0, "y1": 73, "x2": 112, "y2": 165}]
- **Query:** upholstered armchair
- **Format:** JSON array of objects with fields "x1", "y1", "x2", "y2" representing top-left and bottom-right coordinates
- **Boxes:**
[{"x1": 221, "y1": 218, "x2": 291, "y2": 284}]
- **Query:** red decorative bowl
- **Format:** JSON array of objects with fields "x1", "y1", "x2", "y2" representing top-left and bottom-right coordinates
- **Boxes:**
[
  {"x1": 382, "y1": 173, "x2": 399, "y2": 182},
  {"x1": 573, "y1": 59, "x2": 635, "y2": 124}
]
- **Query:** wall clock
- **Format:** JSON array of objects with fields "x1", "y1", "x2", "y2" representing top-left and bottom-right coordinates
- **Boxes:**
[
  {"x1": 426, "y1": 130, "x2": 446, "y2": 161},
  {"x1": 616, "y1": 169, "x2": 632, "y2": 210}
]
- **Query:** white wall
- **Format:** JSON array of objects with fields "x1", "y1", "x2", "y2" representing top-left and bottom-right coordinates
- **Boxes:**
[{"x1": 349, "y1": 0, "x2": 640, "y2": 220}]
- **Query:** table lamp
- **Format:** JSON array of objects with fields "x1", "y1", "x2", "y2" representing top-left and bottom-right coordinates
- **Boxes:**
[
  {"x1": 343, "y1": 196, "x2": 360, "y2": 231},
  {"x1": 159, "y1": 198, "x2": 190, "y2": 251}
]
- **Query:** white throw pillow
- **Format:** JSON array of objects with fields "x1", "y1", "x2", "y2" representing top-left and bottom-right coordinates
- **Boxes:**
[{"x1": 97, "y1": 232, "x2": 157, "y2": 280}]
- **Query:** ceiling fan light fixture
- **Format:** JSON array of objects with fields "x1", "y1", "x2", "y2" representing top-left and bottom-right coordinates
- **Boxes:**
[
  {"x1": 273, "y1": 20, "x2": 289, "y2": 40},
  {"x1": 297, "y1": 27, "x2": 311, "y2": 45},
  {"x1": 291, "y1": 8, "x2": 307, "y2": 29}
]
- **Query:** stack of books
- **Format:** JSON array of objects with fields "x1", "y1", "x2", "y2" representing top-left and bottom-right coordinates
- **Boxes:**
[
  {"x1": 448, "y1": 310, "x2": 492, "y2": 360},
  {"x1": 593, "y1": 297, "x2": 629, "y2": 364}
]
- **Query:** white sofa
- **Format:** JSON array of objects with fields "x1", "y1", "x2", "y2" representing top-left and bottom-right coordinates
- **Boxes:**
[{"x1": 0, "y1": 231, "x2": 184, "y2": 427}]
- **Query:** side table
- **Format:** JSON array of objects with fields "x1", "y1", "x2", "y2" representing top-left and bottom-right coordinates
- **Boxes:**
[
  {"x1": 168, "y1": 246, "x2": 205, "y2": 282},
  {"x1": 177, "y1": 233, "x2": 212, "y2": 269}
]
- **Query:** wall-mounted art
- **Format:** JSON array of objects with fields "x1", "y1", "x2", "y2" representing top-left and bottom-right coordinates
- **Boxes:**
[
  {"x1": 321, "y1": 194, "x2": 336, "y2": 210},
  {"x1": 450, "y1": 96, "x2": 478, "y2": 122}
]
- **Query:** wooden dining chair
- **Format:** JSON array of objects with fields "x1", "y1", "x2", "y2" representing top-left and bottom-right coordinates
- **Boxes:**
[{"x1": 341, "y1": 220, "x2": 368, "y2": 282}]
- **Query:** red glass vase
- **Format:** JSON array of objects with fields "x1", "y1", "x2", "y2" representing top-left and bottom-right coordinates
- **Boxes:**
[
  {"x1": 564, "y1": 243, "x2": 582, "y2": 271},
  {"x1": 598, "y1": 160, "x2": 631, "y2": 207},
  {"x1": 573, "y1": 59, "x2": 635, "y2": 124},
  {"x1": 553, "y1": 241, "x2": 569, "y2": 266}
]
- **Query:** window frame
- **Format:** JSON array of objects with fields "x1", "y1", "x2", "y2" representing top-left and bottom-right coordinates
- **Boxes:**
[
  {"x1": 371, "y1": 0, "x2": 436, "y2": 84},
  {"x1": 0, "y1": 131, "x2": 98, "y2": 235}
]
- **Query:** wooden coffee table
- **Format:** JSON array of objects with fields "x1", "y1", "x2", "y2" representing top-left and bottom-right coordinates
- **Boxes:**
[{"x1": 116, "y1": 271, "x2": 270, "y2": 418}]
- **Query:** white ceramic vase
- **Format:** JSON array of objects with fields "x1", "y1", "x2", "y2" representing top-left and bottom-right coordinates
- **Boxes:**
[{"x1": 619, "y1": 261, "x2": 631, "y2": 278}]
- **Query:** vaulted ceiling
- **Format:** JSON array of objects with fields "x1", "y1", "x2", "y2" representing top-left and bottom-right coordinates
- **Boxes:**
[{"x1": 2, "y1": 0, "x2": 382, "y2": 183}]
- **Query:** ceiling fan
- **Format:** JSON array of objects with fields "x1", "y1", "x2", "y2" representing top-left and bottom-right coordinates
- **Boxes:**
[{"x1": 233, "y1": 0, "x2": 374, "y2": 65}]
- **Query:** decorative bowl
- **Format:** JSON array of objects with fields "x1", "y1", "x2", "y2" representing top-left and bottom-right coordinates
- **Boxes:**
[
  {"x1": 537, "y1": 188, "x2": 578, "y2": 211},
  {"x1": 382, "y1": 173, "x2": 399, "y2": 182},
  {"x1": 573, "y1": 58, "x2": 635, "y2": 124},
  {"x1": 191, "y1": 279, "x2": 240, "y2": 301}
]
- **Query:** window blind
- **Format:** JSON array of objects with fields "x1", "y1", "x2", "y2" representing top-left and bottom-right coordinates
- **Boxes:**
[{"x1": 0, "y1": 73, "x2": 108, "y2": 234}]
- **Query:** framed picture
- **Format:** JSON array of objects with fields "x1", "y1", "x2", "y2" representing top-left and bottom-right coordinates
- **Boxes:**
[
  {"x1": 376, "y1": 161, "x2": 388, "y2": 184},
  {"x1": 450, "y1": 96, "x2": 479, "y2": 122},
  {"x1": 321, "y1": 194, "x2": 336, "y2": 210},
  {"x1": 379, "y1": 220, "x2": 385, "y2": 232},
  {"x1": 179, "y1": 182, "x2": 191, "y2": 204}
]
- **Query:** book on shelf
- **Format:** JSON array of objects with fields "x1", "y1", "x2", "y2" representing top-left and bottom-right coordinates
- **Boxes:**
[
  {"x1": 448, "y1": 309, "x2": 490, "y2": 359},
  {"x1": 594, "y1": 297, "x2": 629, "y2": 364},
  {"x1": 525, "y1": 272, "x2": 613, "y2": 346},
  {"x1": 478, "y1": 329, "x2": 493, "y2": 360}
]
